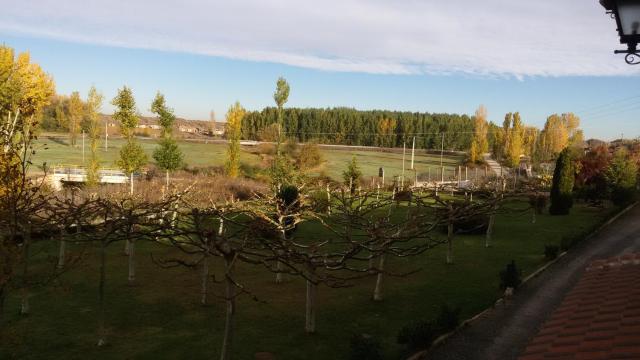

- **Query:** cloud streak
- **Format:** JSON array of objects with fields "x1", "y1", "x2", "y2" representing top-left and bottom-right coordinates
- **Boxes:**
[{"x1": 1, "y1": 0, "x2": 637, "y2": 77}]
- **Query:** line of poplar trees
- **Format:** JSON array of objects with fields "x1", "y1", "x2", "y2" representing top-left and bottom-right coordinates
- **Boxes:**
[{"x1": 241, "y1": 107, "x2": 474, "y2": 151}]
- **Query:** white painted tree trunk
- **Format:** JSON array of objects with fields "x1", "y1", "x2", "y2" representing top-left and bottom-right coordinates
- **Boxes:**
[
  {"x1": 486, "y1": 214, "x2": 495, "y2": 248},
  {"x1": 305, "y1": 279, "x2": 317, "y2": 333},
  {"x1": 165, "y1": 170, "x2": 169, "y2": 190},
  {"x1": 220, "y1": 257, "x2": 236, "y2": 360},
  {"x1": 446, "y1": 222, "x2": 454, "y2": 264},
  {"x1": 130, "y1": 172, "x2": 134, "y2": 195},
  {"x1": 373, "y1": 255, "x2": 386, "y2": 301}
]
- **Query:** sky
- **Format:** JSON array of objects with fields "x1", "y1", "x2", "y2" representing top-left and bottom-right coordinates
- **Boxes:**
[{"x1": 1, "y1": 0, "x2": 640, "y2": 140}]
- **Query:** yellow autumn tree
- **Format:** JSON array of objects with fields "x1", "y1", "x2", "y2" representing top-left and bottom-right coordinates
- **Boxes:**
[
  {"x1": 378, "y1": 118, "x2": 396, "y2": 148},
  {"x1": 506, "y1": 112, "x2": 524, "y2": 167},
  {"x1": 470, "y1": 105, "x2": 488, "y2": 163},
  {"x1": 224, "y1": 101, "x2": 245, "y2": 178}
]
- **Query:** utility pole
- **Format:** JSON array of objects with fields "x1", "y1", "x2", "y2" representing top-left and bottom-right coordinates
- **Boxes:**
[
  {"x1": 401, "y1": 142, "x2": 406, "y2": 189},
  {"x1": 440, "y1": 132, "x2": 445, "y2": 167},
  {"x1": 410, "y1": 136, "x2": 415, "y2": 170}
]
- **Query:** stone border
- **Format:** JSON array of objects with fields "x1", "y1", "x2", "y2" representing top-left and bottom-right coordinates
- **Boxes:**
[{"x1": 407, "y1": 201, "x2": 638, "y2": 360}]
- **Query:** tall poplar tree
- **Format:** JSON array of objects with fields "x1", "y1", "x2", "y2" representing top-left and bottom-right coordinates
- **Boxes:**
[
  {"x1": 151, "y1": 92, "x2": 183, "y2": 187},
  {"x1": 112, "y1": 86, "x2": 147, "y2": 194},
  {"x1": 67, "y1": 91, "x2": 83, "y2": 147},
  {"x1": 549, "y1": 148, "x2": 575, "y2": 215},
  {"x1": 224, "y1": 102, "x2": 245, "y2": 178},
  {"x1": 470, "y1": 105, "x2": 488, "y2": 163},
  {"x1": 85, "y1": 86, "x2": 103, "y2": 186},
  {"x1": 271, "y1": 77, "x2": 291, "y2": 185},
  {"x1": 507, "y1": 112, "x2": 524, "y2": 167}
]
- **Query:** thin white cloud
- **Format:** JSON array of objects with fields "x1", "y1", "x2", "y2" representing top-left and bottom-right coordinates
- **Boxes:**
[{"x1": 0, "y1": 0, "x2": 637, "y2": 77}]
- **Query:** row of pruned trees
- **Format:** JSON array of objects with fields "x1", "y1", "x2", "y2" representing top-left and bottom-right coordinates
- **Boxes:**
[{"x1": 2, "y1": 168, "x2": 515, "y2": 359}]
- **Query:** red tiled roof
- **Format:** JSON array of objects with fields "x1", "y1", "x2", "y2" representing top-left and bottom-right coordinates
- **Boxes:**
[{"x1": 520, "y1": 253, "x2": 640, "y2": 360}]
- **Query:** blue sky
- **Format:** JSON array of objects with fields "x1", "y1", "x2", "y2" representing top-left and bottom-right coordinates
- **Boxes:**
[{"x1": 2, "y1": 0, "x2": 640, "y2": 140}]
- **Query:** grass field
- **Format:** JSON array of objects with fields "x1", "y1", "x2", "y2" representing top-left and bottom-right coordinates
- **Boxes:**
[
  {"x1": 0, "y1": 202, "x2": 616, "y2": 360},
  {"x1": 31, "y1": 135, "x2": 464, "y2": 181}
]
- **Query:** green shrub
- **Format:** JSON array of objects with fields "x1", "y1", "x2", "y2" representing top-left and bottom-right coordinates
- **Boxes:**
[
  {"x1": 349, "y1": 334, "x2": 383, "y2": 360},
  {"x1": 397, "y1": 320, "x2": 437, "y2": 352},
  {"x1": 310, "y1": 190, "x2": 330, "y2": 212},
  {"x1": 499, "y1": 260, "x2": 521, "y2": 290},
  {"x1": 544, "y1": 245, "x2": 559, "y2": 260}
]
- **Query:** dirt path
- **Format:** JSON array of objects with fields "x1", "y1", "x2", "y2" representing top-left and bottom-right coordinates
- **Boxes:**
[{"x1": 424, "y1": 204, "x2": 640, "y2": 360}]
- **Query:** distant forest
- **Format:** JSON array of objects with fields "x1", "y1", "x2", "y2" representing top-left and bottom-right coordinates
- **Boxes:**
[{"x1": 242, "y1": 107, "x2": 474, "y2": 151}]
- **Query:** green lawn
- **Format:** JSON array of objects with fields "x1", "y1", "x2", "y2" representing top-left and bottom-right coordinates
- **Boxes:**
[
  {"x1": 31, "y1": 135, "x2": 464, "y2": 181},
  {"x1": 0, "y1": 202, "x2": 616, "y2": 360}
]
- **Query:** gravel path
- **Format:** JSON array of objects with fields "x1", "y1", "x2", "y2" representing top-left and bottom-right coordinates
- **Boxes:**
[{"x1": 424, "y1": 204, "x2": 640, "y2": 360}]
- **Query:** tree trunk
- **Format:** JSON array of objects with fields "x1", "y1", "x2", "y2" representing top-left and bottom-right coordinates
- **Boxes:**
[
  {"x1": 201, "y1": 254, "x2": 209, "y2": 306},
  {"x1": 127, "y1": 238, "x2": 136, "y2": 284},
  {"x1": 446, "y1": 221, "x2": 454, "y2": 264},
  {"x1": 220, "y1": 257, "x2": 236, "y2": 360},
  {"x1": 486, "y1": 214, "x2": 495, "y2": 248},
  {"x1": 20, "y1": 224, "x2": 31, "y2": 315},
  {"x1": 0, "y1": 287, "x2": 5, "y2": 325},
  {"x1": 373, "y1": 255, "x2": 385, "y2": 301},
  {"x1": 98, "y1": 241, "x2": 107, "y2": 347},
  {"x1": 305, "y1": 279, "x2": 317, "y2": 334},
  {"x1": 130, "y1": 172, "x2": 134, "y2": 195},
  {"x1": 532, "y1": 209, "x2": 536, "y2": 224},
  {"x1": 275, "y1": 261, "x2": 283, "y2": 284},
  {"x1": 275, "y1": 229, "x2": 285, "y2": 284},
  {"x1": 165, "y1": 170, "x2": 169, "y2": 191},
  {"x1": 124, "y1": 238, "x2": 130, "y2": 255},
  {"x1": 57, "y1": 227, "x2": 67, "y2": 269}
]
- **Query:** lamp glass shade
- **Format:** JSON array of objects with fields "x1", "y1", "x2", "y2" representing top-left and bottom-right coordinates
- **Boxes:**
[{"x1": 618, "y1": 0, "x2": 640, "y2": 36}]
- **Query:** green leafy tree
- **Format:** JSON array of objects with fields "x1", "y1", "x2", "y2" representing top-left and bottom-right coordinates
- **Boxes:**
[
  {"x1": 549, "y1": 148, "x2": 575, "y2": 215},
  {"x1": 273, "y1": 77, "x2": 290, "y2": 151},
  {"x1": 85, "y1": 86, "x2": 103, "y2": 186},
  {"x1": 342, "y1": 156, "x2": 362, "y2": 194},
  {"x1": 151, "y1": 92, "x2": 183, "y2": 186},
  {"x1": 153, "y1": 139, "x2": 183, "y2": 184},
  {"x1": 112, "y1": 86, "x2": 138, "y2": 139},
  {"x1": 605, "y1": 148, "x2": 638, "y2": 205},
  {"x1": 112, "y1": 86, "x2": 146, "y2": 194},
  {"x1": 224, "y1": 102, "x2": 245, "y2": 178}
]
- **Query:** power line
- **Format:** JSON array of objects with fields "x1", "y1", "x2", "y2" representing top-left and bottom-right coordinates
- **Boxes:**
[
  {"x1": 579, "y1": 99, "x2": 640, "y2": 118},
  {"x1": 575, "y1": 94, "x2": 640, "y2": 115},
  {"x1": 581, "y1": 103, "x2": 640, "y2": 122}
]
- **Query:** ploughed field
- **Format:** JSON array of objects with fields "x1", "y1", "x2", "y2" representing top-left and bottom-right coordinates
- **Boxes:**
[{"x1": 0, "y1": 201, "x2": 616, "y2": 359}]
